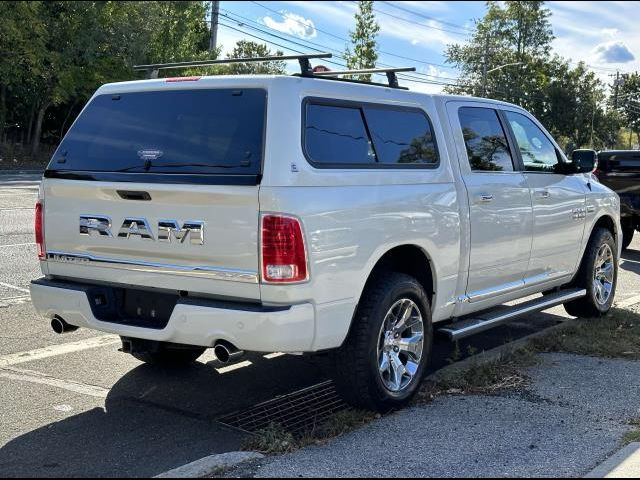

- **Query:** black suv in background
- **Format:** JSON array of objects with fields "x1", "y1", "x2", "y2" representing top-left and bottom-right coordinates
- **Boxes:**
[{"x1": 596, "y1": 150, "x2": 640, "y2": 249}]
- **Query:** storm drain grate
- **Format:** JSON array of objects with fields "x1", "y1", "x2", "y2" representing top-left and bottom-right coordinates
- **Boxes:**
[{"x1": 217, "y1": 380, "x2": 348, "y2": 436}]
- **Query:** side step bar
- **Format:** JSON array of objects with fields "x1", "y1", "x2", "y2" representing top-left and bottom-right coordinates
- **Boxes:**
[{"x1": 438, "y1": 288, "x2": 586, "y2": 341}]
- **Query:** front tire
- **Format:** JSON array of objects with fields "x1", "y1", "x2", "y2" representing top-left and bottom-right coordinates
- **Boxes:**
[
  {"x1": 332, "y1": 272, "x2": 433, "y2": 412},
  {"x1": 564, "y1": 228, "x2": 617, "y2": 317}
]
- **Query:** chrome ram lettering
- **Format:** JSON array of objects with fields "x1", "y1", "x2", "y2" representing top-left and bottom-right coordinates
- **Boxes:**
[
  {"x1": 80, "y1": 215, "x2": 204, "y2": 245},
  {"x1": 158, "y1": 220, "x2": 205, "y2": 245},
  {"x1": 79, "y1": 215, "x2": 113, "y2": 237},
  {"x1": 117, "y1": 218, "x2": 155, "y2": 240}
]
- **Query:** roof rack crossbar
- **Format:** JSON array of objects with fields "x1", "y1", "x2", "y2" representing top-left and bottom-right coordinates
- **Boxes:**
[
  {"x1": 311, "y1": 67, "x2": 416, "y2": 89},
  {"x1": 133, "y1": 53, "x2": 332, "y2": 79}
]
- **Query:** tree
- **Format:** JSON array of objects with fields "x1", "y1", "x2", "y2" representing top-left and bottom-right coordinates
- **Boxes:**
[
  {"x1": 344, "y1": 0, "x2": 380, "y2": 82},
  {"x1": 446, "y1": 1, "x2": 553, "y2": 115},
  {"x1": 226, "y1": 41, "x2": 286, "y2": 75},
  {"x1": 445, "y1": 1, "x2": 612, "y2": 151},
  {"x1": 618, "y1": 73, "x2": 640, "y2": 148}
]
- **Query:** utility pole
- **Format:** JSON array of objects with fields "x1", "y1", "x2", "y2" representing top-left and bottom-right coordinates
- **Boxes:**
[
  {"x1": 209, "y1": 1, "x2": 220, "y2": 53},
  {"x1": 610, "y1": 71, "x2": 621, "y2": 109}
]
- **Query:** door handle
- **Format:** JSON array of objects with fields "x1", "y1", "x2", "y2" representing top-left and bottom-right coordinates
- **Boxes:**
[{"x1": 476, "y1": 193, "x2": 494, "y2": 203}]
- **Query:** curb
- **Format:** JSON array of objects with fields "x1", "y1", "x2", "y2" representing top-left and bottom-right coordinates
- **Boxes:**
[
  {"x1": 585, "y1": 443, "x2": 640, "y2": 478},
  {"x1": 426, "y1": 317, "x2": 578, "y2": 383},
  {"x1": 154, "y1": 451, "x2": 264, "y2": 478}
]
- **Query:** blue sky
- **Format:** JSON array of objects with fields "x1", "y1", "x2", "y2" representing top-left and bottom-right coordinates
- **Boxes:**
[{"x1": 215, "y1": 1, "x2": 640, "y2": 93}]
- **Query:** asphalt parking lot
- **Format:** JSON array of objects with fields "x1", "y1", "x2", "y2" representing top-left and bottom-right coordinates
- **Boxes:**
[{"x1": 1, "y1": 172, "x2": 640, "y2": 478}]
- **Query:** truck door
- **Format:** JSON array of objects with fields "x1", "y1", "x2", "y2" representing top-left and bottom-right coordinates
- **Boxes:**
[
  {"x1": 447, "y1": 102, "x2": 534, "y2": 309},
  {"x1": 501, "y1": 110, "x2": 587, "y2": 283}
]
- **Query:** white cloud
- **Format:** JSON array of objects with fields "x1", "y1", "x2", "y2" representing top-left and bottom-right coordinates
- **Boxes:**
[
  {"x1": 601, "y1": 28, "x2": 619, "y2": 38},
  {"x1": 592, "y1": 41, "x2": 636, "y2": 64},
  {"x1": 263, "y1": 12, "x2": 317, "y2": 39}
]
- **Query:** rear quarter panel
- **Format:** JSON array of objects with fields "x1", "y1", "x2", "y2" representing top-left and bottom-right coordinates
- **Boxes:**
[{"x1": 260, "y1": 78, "x2": 462, "y2": 350}]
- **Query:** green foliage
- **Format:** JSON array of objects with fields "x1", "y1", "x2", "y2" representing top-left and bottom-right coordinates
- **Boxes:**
[
  {"x1": 0, "y1": 1, "x2": 288, "y2": 162},
  {"x1": 226, "y1": 40, "x2": 287, "y2": 75},
  {"x1": 445, "y1": 0, "x2": 616, "y2": 150},
  {"x1": 618, "y1": 73, "x2": 640, "y2": 141},
  {"x1": 344, "y1": 0, "x2": 380, "y2": 82}
]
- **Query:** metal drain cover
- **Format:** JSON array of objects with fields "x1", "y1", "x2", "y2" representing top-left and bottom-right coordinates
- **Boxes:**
[{"x1": 217, "y1": 380, "x2": 348, "y2": 436}]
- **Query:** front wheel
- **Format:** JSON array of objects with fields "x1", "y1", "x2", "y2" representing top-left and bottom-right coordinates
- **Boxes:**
[
  {"x1": 564, "y1": 228, "x2": 617, "y2": 317},
  {"x1": 332, "y1": 272, "x2": 433, "y2": 412}
]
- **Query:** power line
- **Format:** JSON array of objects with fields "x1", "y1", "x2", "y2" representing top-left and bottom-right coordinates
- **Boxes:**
[
  {"x1": 220, "y1": 10, "x2": 461, "y2": 83},
  {"x1": 379, "y1": 1, "x2": 474, "y2": 33},
  {"x1": 366, "y1": 3, "x2": 470, "y2": 38},
  {"x1": 249, "y1": 1, "x2": 457, "y2": 71}
]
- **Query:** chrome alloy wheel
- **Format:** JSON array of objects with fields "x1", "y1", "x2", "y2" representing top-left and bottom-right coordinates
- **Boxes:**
[
  {"x1": 594, "y1": 243, "x2": 614, "y2": 305},
  {"x1": 377, "y1": 298, "x2": 425, "y2": 393}
]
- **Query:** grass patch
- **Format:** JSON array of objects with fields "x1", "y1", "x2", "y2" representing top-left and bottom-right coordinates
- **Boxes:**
[
  {"x1": 425, "y1": 347, "x2": 538, "y2": 396},
  {"x1": 531, "y1": 307, "x2": 640, "y2": 360},
  {"x1": 241, "y1": 409, "x2": 377, "y2": 455},
  {"x1": 440, "y1": 347, "x2": 537, "y2": 393},
  {"x1": 241, "y1": 423, "x2": 295, "y2": 455},
  {"x1": 622, "y1": 418, "x2": 640, "y2": 445}
]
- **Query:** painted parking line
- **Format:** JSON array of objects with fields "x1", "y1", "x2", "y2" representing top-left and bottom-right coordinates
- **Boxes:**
[
  {"x1": 0, "y1": 295, "x2": 31, "y2": 308},
  {"x1": 0, "y1": 242, "x2": 35, "y2": 248},
  {"x1": 0, "y1": 335, "x2": 121, "y2": 368},
  {"x1": 0, "y1": 281, "x2": 30, "y2": 294},
  {"x1": 215, "y1": 360, "x2": 253, "y2": 374},
  {"x1": 0, "y1": 366, "x2": 109, "y2": 398},
  {"x1": 263, "y1": 352, "x2": 286, "y2": 359}
]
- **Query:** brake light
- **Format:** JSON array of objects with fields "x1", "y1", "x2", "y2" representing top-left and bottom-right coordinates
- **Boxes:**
[
  {"x1": 35, "y1": 200, "x2": 44, "y2": 259},
  {"x1": 165, "y1": 76, "x2": 201, "y2": 82},
  {"x1": 261, "y1": 215, "x2": 308, "y2": 283}
]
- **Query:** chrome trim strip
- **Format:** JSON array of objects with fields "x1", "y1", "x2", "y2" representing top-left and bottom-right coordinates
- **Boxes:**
[
  {"x1": 467, "y1": 271, "x2": 572, "y2": 303},
  {"x1": 45, "y1": 251, "x2": 259, "y2": 284}
]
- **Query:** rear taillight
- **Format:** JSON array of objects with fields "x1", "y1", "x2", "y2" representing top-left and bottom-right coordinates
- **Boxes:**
[
  {"x1": 261, "y1": 215, "x2": 308, "y2": 283},
  {"x1": 35, "y1": 200, "x2": 45, "y2": 259}
]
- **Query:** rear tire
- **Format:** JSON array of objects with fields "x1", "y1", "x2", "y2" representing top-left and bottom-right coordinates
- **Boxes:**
[
  {"x1": 332, "y1": 271, "x2": 433, "y2": 412},
  {"x1": 622, "y1": 225, "x2": 634, "y2": 250},
  {"x1": 564, "y1": 228, "x2": 617, "y2": 318},
  {"x1": 130, "y1": 342, "x2": 206, "y2": 366}
]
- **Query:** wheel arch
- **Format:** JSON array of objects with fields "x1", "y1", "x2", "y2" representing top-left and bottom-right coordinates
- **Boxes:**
[{"x1": 340, "y1": 244, "x2": 436, "y2": 345}]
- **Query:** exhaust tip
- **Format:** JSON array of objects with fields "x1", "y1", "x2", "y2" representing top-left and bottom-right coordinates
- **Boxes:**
[
  {"x1": 51, "y1": 316, "x2": 78, "y2": 334},
  {"x1": 214, "y1": 344, "x2": 231, "y2": 363},
  {"x1": 214, "y1": 342, "x2": 244, "y2": 364}
]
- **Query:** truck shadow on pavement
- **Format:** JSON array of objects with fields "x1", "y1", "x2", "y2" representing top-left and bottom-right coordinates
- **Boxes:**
[
  {"x1": 0, "y1": 353, "x2": 328, "y2": 478},
  {"x1": 0, "y1": 312, "x2": 567, "y2": 478}
]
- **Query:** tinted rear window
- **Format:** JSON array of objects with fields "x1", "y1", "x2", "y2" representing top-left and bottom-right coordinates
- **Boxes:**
[{"x1": 48, "y1": 89, "x2": 266, "y2": 175}]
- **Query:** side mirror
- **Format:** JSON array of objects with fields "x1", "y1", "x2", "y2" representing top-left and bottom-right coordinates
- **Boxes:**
[{"x1": 571, "y1": 149, "x2": 598, "y2": 173}]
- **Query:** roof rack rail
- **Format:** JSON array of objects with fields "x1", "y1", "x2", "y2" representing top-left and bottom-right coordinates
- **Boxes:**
[
  {"x1": 133, "y1": 53, "x2": 333, "y2": 79},
  {"x1": 311, "y1": 67, "x2": 416, "y2": 89}
]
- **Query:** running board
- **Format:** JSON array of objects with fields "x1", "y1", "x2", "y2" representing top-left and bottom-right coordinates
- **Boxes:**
[{"x1": 438, "y1": 288, "x2": 587, "y2": 341}]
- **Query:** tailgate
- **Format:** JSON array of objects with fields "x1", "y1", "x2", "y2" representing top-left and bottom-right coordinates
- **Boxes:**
[
  {"x1": 40, "y1": 85, "x2": 268, "y2": 300},
  {"x1": 42, "y1": 179, "x2": 261, "y2": 299}
]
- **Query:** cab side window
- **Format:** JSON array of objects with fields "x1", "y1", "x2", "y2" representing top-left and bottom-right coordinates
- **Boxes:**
[
  {"x1": 458, "y1": 107, "x2": 514, "y2": 172},
  {"x1": 504, "y1": 111, "x2": 558, "y2": 173},
  {"x1": 304, "y1": 104, "x2": 376, "y2": 166},
  {"x1": 303, "y1": 99, "x2": 440, "y2": 169}
]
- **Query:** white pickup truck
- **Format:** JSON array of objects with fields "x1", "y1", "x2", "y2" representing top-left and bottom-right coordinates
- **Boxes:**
[{"x1": 30, "y1": 55, "x2": 621, "y2": 411}]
